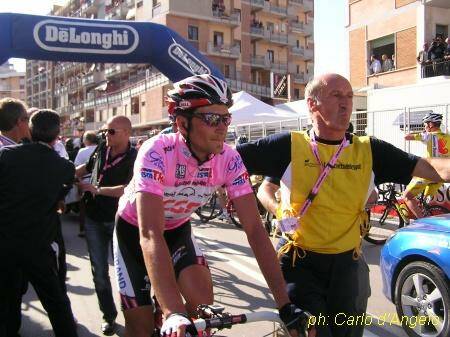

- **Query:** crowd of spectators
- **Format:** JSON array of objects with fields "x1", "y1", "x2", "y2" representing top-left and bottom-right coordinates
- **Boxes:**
[{"x1": 417, "y1": 34, "x2": 450, "y2": 78}]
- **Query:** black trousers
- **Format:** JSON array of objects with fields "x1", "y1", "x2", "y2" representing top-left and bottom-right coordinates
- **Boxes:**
[
  {"x1": 278, "y1": 241, "x2": 371, "y2": 337},
  {"x1": 0, "y1": 244, "x2": 77, "y2": 337}
]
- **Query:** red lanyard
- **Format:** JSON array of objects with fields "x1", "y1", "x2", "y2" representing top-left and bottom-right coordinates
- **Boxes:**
[
  {"x1": 97, "y1": 147, "x2": 127, "y2": 185},
  {"x1": 297, "y1": 132, "x2": 349, "y2": 218}
]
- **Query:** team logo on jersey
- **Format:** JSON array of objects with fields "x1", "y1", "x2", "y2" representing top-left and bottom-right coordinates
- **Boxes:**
[
  {"x1": 33, "y1": 19, "x2": 139, "y2": 54},
  {"x1": 168, "y1": 43, "x2": 211, "y2": 75},
  {"x1": 227, "y1": 155, "x2": 244, "y2": 173},
  {"x1": 163, "y1": 144, "x2": 175, "y2": 153},
  {"x1": 197, "y1": 167, "x2": 212, "y2": 179},
  {"x1": 175, "y1": 164, "x2": 186, "y2": 179},
  {"x1": 140, "y1": 168, "x2": 163, "y2": 183},
  {"x1": 232, "y1": 172, "x2": 249, "y2": 186},
  {"x1": 148, "y1": 151, "x2": 165, "y2": 172}
]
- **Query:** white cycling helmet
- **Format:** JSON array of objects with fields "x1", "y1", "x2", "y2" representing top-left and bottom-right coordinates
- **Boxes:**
[
  {"x1": 166, "y1": 74, "x2": 233, "y2": 116},
  {"x1": 422, "y1": 112, "x2": 443, "y2": 124}
]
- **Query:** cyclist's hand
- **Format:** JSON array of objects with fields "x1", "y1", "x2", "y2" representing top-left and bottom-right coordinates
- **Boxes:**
[
  {"x1": 279, "y1": 303, "x2": 315, "y2": 337},
  {"x1": 160, "y1": 313, "x2": 198, "y2": 337}
]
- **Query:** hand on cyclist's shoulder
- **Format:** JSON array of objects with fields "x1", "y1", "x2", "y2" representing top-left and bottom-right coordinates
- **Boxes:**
[
  {"x1": 279, "y1": 303, "x2": 316, "y2": 337},
  {"x1": 160, "y1": 313, "x2": 198, "y2": 337}
]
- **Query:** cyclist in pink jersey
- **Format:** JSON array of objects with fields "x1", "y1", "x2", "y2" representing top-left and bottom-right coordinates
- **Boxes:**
[{"x1": 114, "y1": 75, "x2": 313, "y2": 337}]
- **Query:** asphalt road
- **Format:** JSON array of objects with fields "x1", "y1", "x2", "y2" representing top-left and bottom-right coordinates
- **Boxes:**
[{"x1": 19, "y1": 213, "x2": 408, "y2": 337}]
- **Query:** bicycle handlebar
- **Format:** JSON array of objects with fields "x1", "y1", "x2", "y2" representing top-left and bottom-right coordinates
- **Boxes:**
[{"x1": 193, "y1": 310, "x2": 282, "y2": 331}]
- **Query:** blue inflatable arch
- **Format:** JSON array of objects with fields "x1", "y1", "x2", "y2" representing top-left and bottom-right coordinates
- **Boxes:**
[{"x1": 0, "y1": 13, "x2": 224, "y2": 82}]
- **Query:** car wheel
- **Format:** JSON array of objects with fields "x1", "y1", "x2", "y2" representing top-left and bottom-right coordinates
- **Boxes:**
[{"x1": 395, "y1": 261, "x2": 450, "y2": 337}]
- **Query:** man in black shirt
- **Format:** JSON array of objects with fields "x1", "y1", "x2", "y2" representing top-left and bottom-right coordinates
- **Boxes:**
[
  {"x1": 0, "y1": 109, "x2": 77, "y2": 337},
  {"x1": 76, "y1": 115, "x2": 137, "y2": 336},
  {"x1": 237, "y1": 73, "x2": 450, "y2": 337}
]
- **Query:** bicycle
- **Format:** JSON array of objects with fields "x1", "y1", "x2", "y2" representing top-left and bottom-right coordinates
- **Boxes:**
[{"x1": 364, "y1": 183, "x2": 449, "y2": 245}]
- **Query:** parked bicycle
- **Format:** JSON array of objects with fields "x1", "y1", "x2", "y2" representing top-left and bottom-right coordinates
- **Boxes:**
[{"x1": 365, "y1": 183, "x2": 449, "y2": 245}]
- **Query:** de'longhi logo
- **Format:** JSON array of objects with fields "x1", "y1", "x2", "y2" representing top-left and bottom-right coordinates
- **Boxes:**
[
  {"x1": 168, "y1": 43, "x2": 211, "y2": 75},
  {"x1": 33, "y1": 19, "x2": 139, "y2": 54}
]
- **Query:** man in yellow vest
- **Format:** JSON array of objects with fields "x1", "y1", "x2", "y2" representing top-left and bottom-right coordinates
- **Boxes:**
[
  {"x1": 403, "y1": 112, "x2": 450, "y2": 218},
  {"x1": 236, "y1": 73, "x2": 450, "y2": 337}
]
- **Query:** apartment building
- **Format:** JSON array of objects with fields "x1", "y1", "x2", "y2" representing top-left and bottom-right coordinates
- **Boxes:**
[
  {"x1": 0, "y1": 62, "x2": 26, "y2": 101},
  {"x1": 26, "y1": 0, "x2": 314, "y2": 135},
  {"x1": 348, "y1": 0, "x2": 450, "y2": 91}
]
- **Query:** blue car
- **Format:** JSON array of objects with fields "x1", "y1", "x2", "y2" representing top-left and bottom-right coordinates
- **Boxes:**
[{"x1": 380, "y1": 213, "x2": 450, "y2": 337}]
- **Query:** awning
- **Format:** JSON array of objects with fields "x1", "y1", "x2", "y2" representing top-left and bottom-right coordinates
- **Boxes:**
[
  {"x1": 94, "y1": 81, "x2": 108, "y2": 91},
  {"x1": 126, "y1": 8, "x2": 136, "y2": 20}
]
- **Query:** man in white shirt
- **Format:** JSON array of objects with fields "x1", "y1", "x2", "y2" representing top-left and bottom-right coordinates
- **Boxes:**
[{"x1": 369, "y1": 55, "x2": 382, "y2": 74}]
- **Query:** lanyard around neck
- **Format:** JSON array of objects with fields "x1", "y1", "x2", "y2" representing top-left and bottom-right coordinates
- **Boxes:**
[
  {"x1": 0, "y1": 134, "x2": 16, "y2": 146},
  {"x1": 297, "y1": 132, "x2": 349, "y2": 218},
  {"x1": 97, "y1": 147, "x2": 127, "y2": 185}
]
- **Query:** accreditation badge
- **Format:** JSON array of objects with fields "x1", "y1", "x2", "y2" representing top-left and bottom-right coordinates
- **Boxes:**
[{"x1": 277, "y1": 216, "x2": 299, "y2": 234}]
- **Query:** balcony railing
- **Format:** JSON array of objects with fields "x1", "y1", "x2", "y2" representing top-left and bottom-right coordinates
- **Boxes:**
[
  {"x1": 207, "y1": 42, "x2": 240, "y2": 58},
  {"x1": 212, "y1": 10, "x2": 241, "y2": 26},
  {"x1": 105, "y1": 64, "x2": 128, "y2": 77},
  {"x1": 266, "y1": 32, "x2": 289, "y2": 45},
  {"x1": 251, "y1": 55, "x2": 288, "y2": 73},
  {"x1": 251, "y1": 55, "x2": 267, "y2": 68},
  {"x1": 226, "y1": 78, "x2": 271, "y2": 98},
  {"x1": 289, "y1": 0, "x2": 313, "y2": 11},
  {"x1": 250, "y1": 26, "x2": 265, "y2": 38},
  {"x1": 250, "y1": 0, "x2": 264, "y2": 9},
  {"x1": 291, "y1": 46, "x2": 313, "y2": 60},
  {"x1": 270, "y1": 62, "x2": 288, "y2": 73},
  {"x1": 293, "y1": 73, "x2": 307, "y2": 84},
  {"x1": 421, "y1": 59, "x2": 450, "y2": 78},
  {"x1": 290, "y1": 21, "x2": 313, "y2": 36},
  {"x1": 264, "y1": 3, "x2": 288, "y2": 17}
]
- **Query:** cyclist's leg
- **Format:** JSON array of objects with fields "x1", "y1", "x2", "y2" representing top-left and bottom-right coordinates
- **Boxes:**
[
  {"x1": 168, "y1": 221, "x2": 213, "y2": 315},
  {"x1": 114, "y1": 217, "x2": 154, "y2": 337},
  {"x1": 403, "y1": 178, "x2": 425, "y2": 219}
]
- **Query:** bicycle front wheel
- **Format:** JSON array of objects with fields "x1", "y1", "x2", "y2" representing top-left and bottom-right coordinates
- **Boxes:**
[{"x1": 364, "y1": 204, "x2": 404, "y2": 245}]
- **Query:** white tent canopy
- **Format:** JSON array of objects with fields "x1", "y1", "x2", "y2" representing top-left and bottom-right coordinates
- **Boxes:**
[
  {"x1": 229, "y1": 91, "x2": 299, "y2": 126},
  {"x1": 275, "y1": 99, "x2": 309, "y2": 117}
]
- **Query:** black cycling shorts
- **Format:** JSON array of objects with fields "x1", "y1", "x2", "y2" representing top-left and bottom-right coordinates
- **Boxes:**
[{"x1": 113, "y1": 216, "x2": 208, "y2": 310}]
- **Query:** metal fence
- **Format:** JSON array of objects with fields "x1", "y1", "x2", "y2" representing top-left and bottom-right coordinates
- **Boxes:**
[{"x1": 228, "y1": 103, "x2": 450, "y2": 157}]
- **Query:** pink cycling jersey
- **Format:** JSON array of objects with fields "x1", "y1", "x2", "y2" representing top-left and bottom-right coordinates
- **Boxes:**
[{"x1": 118, "y1": 132, "x2": 253, "y2": 230}]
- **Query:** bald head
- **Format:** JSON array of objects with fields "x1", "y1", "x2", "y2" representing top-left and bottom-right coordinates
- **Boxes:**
[
  {"x1": 107, "y1": 115, "x2": 132, "y2": 133},
  {"x1": 305, "y1": 73, "x2": 350, "y2": 104}
]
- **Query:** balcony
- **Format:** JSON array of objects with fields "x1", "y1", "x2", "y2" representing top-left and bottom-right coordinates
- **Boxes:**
[
  {"x1": 263, "y1": 3, "x2": 288, "y2": 18},
  {"x1": 211, "y1": 9, "x2": 241, "y2": 27},
  {"x1": 207, "y1": 42, "x2": 240, "y2": 59},
  {"x1": 81, "y1": 0, "x2": 98, "y2": 15},
  {"x1": 293, "y1": 72, "x2": 307, "y2": 84},
  {"x1": 266, "y1": 32, "x2": 290, "y2": 46},
  {"x1": 290, "y1": 46, "x2": 313, "y2": 60},
  {"x1": 82, "y1": 72, "x2": 105, "y2": 87},
  {"x1": 250, "y1": 26, "x2": 265, "y2": 40},
  {"x1": 250, "y1": 0, "x2": 264, "y2": 13},
  {"x1": 270, "y1": 62, "x2": 288, "y2": 74},
  {"x1": 290, "y1": 21, "x2": 313, "y2": 36},
  {"x1": 251, "y1": 55, "x2": 288, "y2": 73},
  {"x1": 289, "y1": 0, "x2": 313, "y2": 12},
  {"x1": 105, "y1": 64, "x2": 129, "y2": 78},
  {"x1": 226, "y1": 78, "x2": 271, "y2": 98}
]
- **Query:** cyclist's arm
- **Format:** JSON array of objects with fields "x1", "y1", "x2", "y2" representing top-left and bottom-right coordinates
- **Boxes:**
[
  {"x1": 412, "y1": 157, "x2": 450, "y2": 182},
  {"x1": 257, "y1": 179, "x2": 280, "y2": 215},
  {"x1": 137, "y1": 191, "x2": 186, "y2": 316},
  {"x1": 232, "y1": 193, "x2": 290, "y2": 309}
]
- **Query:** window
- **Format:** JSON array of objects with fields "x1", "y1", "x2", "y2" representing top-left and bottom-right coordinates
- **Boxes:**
[
  {"x1": 213, "y1": 31, "x2": 224, "y2": 47},
  {"x1": 152, "y1": 0, "x2": 160, "y2": 6},
  {"x1": 296, "y1": 40, "x2": 300, "y2": 48},
  {"x1": 188, "y1": 25, "x2": 198, "y2": 41},
  {"x1": 267, "y1": 50, "x2": 274, "y2": 62},
  {"x1": 224, "y1": 64, "x2": 230, "y2": 78},
  {"x1": 112, "y1": 107, "x2": 117, "y2": 116},
  {"x1": 136, "y1": 0, "x2": 143, "y2": 8},
  {"x1": 267, "y1": 22, "x2": 275, "y2": 33},
  {"x1": 296, "y1": 65, "x2": 300, "y2": 73},
  {"x1": 436, "y1": 24, "x2": 448, "y2": 38},
  {"x1": 368, "y1": 34, "x2": 395, "y2": 73},
  {"x1": 294, "y1": 88, "x2": 300, "y2": 100}
]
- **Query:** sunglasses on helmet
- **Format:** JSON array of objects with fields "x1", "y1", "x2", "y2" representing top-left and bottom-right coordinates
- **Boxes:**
[{"x1": 192, "y1": 112, "x2": 232, "y2": 127}]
